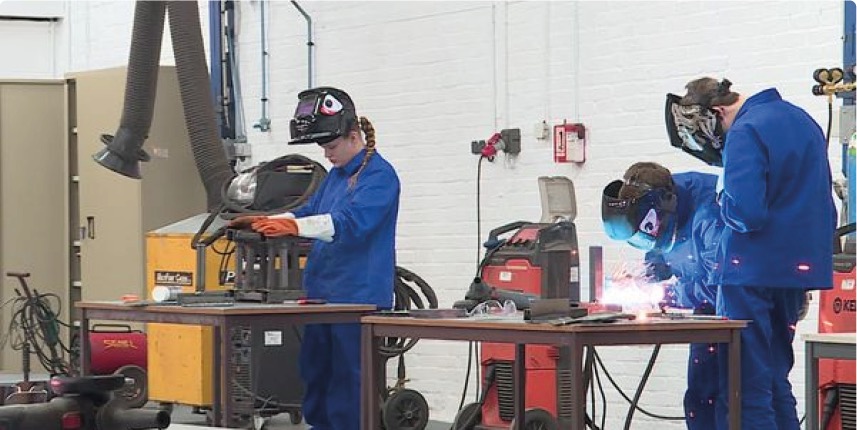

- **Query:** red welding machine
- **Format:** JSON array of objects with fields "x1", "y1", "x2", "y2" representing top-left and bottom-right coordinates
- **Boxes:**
[
  {"x1": 458, "y1": 221, "x2": 581, "y2": 429},
  {"x1": 817, "y1": 224, "x2": 856, "y2": 430},
  {"x1": 86, "y1": 324, "x2": 148, "y2": 408}
]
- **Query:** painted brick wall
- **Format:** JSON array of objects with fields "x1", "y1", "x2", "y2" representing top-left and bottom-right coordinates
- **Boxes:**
[{"x1": 64, "y1": 1, "x2": 847, "y2": 426}]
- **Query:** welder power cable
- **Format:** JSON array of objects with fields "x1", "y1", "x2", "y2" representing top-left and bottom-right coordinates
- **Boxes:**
[
  {"x1": 379, "y1": 266, "x2": 438, "y2": 358},
  {"x1": 476, "y1": 154, "x2": 486, "y2": 270},
  {"x1": 454, "y1": 341, "x2": 476, "y2": 416},
  {"x1": 454, "y1": 154, "x2": 488, "y2": 411},
  {"x1": 7, "y1": 289, "x2": 72, "y2": 376},
  {"x1": 592, "y1": 348, "x2": 684, "y2": 422},
  {"x1": 592, "y1": 357, "x2": 607, "y2": 430},
  {"x1": 622, "y1": 344, "x2": 660, "y2": 430}
]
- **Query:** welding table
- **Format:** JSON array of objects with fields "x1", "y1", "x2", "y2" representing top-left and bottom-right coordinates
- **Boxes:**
[
  {"x1": 803, "y1": 332, "x2": 856, "y2": 430},
  {"x1": 361, "y1": 315, "x2": 747, "y2": 430},
  {"x1": 76, "y1": 301, "x2": 375, "y2": 428}
]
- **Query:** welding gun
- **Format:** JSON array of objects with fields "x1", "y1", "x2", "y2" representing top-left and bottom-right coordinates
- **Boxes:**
[
  {"x1": 453, "y1": 277, "x2": 538, "y2": 312},
  {"x1": 0, "y1": 375, "x2": 170, "y2": 430}
]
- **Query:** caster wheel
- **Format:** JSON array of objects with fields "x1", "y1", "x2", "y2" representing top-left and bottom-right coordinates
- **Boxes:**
[
  {"x1": 508, "y1": 408, "x2": 557, "y2": 430},
  {"x1": 158, "y1": 402, "x2": 174, "y2": 413},
  {"x1": 452, "y1": 402, "x2": 481, "y2": 430},
  {"x1": 113, "y1": 365, "x2": 148, "y2": 409},
  {"x1": 382, "y1": 388, "x2": 429, "y2": 430},
  {"x1": 289, "y1": 410, "x2": 303, "y2": 424}
]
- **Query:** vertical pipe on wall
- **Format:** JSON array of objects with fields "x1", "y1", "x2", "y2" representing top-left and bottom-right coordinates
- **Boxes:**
[
  {"x1": 208, "y1": 0, "x2": 224, "y2": 136},
  {"x1": 491, "y1": 2, "x2": 509, "y2": 130},
  {"x1": 544, "y1": 2, "x2": 551, "y2": 121},
  {"x1": 253, "y1": 0, "x2": 271, "y2": 132},
  {"x1": 843, "y1": 1, "x2": 855, "y2": 226},
  {"x1": 572, "y1": 1, "x2": 580, "y2": 122},
  {"x1": 291, "y1": 1, "x2": 314, "y2": 89}
]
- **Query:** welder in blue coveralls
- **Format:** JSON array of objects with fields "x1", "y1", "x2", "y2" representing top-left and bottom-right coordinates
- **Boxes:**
[
  {"x1": 667, "y1": 78, "x2": 835, "y2": 430},
  {"x1": 602, "y1": 161, "x2": 724, "y2": 429},
  {"x1": 232, "y1": 87, "x2": 399, "y2": 430}
]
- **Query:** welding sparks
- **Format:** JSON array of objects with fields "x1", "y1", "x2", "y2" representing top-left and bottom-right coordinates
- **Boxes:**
[{"x1": 602, "y1": 260, "x2": 674, "y2": 313}]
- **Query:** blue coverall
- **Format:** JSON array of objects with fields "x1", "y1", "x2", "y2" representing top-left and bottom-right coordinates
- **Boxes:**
[
  {"x1": 645, "y1": 172, "x2": 723, "y2": 430},
  {"x1": 292, "y1": 148, "x2": 400, "y2": 430},
  {"x1": 714, "y1": 89, "x2": 835, "y2": 430}
]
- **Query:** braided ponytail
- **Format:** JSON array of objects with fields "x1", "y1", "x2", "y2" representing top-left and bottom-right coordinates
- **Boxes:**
[{"x1": 348, "y1": 116, "x2": 376, "y2": 188}]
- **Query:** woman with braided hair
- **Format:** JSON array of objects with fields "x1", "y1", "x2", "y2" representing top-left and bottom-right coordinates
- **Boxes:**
[{"x1": 231, "y1": 87, "x2": 400, "y2": 430}]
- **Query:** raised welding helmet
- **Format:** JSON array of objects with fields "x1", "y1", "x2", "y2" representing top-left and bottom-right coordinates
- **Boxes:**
[
  {"x1": 289, "y1": 87, "x2": 357, "y2": 145},
  {"x1": 601, "y1": 180, "x2": 678, "y2": 252},
  {"x1": 665, "y1": 80, "x2": 731, "y2": 167}
]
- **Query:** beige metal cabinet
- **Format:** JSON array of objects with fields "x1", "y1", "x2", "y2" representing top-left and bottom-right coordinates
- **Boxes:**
[
  {"x1": 0, "y1": 67, "x2": 207, "y2": 373},
  {"x1": 69, "y1": 66, "x2": 207, "y2": 305},
  {"x1": 0, "y1": 80, "x2": 67, "y2": 371}
]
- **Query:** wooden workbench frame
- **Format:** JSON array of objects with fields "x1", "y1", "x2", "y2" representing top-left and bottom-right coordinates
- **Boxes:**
[
  {"x1": 77, "y1": 301, "x2": 375, "y2": 428},
  {"x1": 361, "y1": 316, "x2": 747, "y2": 430}
]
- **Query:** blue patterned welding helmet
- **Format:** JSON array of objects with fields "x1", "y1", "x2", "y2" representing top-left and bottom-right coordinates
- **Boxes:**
[{"x1": 602, "y1": 180, "x2": 678, "y2": 252}]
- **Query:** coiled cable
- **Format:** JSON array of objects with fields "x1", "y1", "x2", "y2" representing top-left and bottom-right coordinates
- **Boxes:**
[{"x1": 4, "y1": 275, "x2": 72, "y2": 377}]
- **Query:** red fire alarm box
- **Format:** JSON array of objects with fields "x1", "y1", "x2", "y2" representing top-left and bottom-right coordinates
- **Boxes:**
[{"x1": 553, "y1": 123, "x2": 586, "y2": 163}]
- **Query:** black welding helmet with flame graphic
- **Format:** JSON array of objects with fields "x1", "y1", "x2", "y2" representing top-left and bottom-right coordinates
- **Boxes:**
[
  {"x1": 601, "y1": 180, "x2": 678, "y2": 252},
  {"x1": 289, "y1": 87, "x2": 357, "y2": 145}
]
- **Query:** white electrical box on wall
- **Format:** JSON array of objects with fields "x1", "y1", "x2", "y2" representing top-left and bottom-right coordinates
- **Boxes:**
[{"x1": 553, "y1": 123, "x2": 586, "y2": 163}]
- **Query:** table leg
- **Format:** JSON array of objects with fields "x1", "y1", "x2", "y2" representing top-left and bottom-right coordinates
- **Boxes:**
[
  {"x1": 514, "y1": 343, "x2": 526, "y2": 430},
  {"x1": 570, "y1": 337, "x2": 585, "y2": 430},
  {"x1": 361, "y1": 323, "x2": 383, "y2": 430},
  {"x1": 222, "y1": 320, "x2": 235, "y2": 428},
  {"x1": 805, "y1": 341, "x2": 818, "y2": 430},
  {"x1": 729, "y1": 329, "x2": 742, "y2": 430},
  {"x1": 79, "y1": 311, "x2": 90, "y2": 376},
  {"x1": 212, "y1": 322, "x2": 223, "y2": 427}
]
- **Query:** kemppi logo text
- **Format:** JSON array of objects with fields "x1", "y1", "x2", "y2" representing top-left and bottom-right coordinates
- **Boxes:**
[
  {"x1": 833, "y1": 297, "x2": 857, "y2": 314},
  {"x1": 103, "y1": 339, "x2": 138, "y2": 350}
]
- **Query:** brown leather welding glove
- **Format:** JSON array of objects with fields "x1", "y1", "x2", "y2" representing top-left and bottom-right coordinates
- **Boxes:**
[
  {"x1": 251, "y1": 218, "x2": 299, "y2": 237},
  {"x1": 228, "y1": 215, "x2": 267, "y2": 229}
]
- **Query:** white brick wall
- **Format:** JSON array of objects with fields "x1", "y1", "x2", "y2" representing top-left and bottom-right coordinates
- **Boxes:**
[{"x1": 60, "y1": 1, "x2": 847, "y2": 426}]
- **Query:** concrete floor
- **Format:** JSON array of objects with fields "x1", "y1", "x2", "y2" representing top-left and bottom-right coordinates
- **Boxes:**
[
  {"x1": 0, "y1": 373, "x2": 452, "y2": 430},
  {"x1": 163, "y1": 403, "x2": 452, "y2": 430}
]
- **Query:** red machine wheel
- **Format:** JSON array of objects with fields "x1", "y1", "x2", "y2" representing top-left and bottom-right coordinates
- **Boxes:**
[
  {"x1": 113, "y1": 365, "x2": 148, "y2": 408},
  {"x1": 382, "y1": 388, "x2": 429, "y2": 430},
  {"x1": 508, "y1": 408, "x2": 557, "y2": 430}
]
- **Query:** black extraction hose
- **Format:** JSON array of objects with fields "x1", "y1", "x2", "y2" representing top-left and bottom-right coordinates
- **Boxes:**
[
  {"x1": 93, "y1": 1, "x2": 165, "y2": 180},
  {"x1": 167, "y1": 0, "x2": 235, "y2": 211}
]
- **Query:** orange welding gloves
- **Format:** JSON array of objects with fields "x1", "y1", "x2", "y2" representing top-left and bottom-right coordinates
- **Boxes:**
[
  {"x1": 251, "y1": 218, "x2": 299, "y2": 237},
  {"x1": 228, "y1": 215, "x2": 267, "y2": 229}
]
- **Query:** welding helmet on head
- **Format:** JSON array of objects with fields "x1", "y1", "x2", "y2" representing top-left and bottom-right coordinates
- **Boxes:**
[
  {"x1": 665, "y1": 93, "x2": 726, "y2": 167},
  {"x1": 601, "y1": 180, "x2": 678, "y2": 252},
  {"x1": 289, "y1": 87, "x2": 357, "y2": 145}
]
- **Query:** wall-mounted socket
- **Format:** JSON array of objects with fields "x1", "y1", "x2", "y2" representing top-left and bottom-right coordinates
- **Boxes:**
[
  {"x1": 471, "y1": 140, "x2": 487, "y2": 154},
  {"x1": 470, "y1": 128, "x2": 521, "y2": 155},
  {"x1": 501, "y1": 128, "x2": 521, "y2": 155}
]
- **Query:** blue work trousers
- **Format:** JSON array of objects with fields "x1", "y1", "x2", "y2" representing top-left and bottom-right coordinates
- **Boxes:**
[
  {"x1": 299, "y1": 323, "x2": 361, "y2": 430},
  {"x1": 714, "y1": 285, "x2": 805, "y2": 430},
  {"x1": 685, "y1": 342, "x2": 719, "y2": 430}
]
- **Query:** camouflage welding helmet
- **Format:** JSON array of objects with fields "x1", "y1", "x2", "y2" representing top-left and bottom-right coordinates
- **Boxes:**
[{"x1": 665, "y1": 78, "x2": 735, "y2": 167}]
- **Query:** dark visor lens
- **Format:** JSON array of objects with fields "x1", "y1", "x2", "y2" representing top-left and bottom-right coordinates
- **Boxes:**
[
  {"x1": 602, "y1": 180, "x2": 636, "y2": 240},
  {"x1": 295, "y1": 94, "x2": 319, "y2": 117}
]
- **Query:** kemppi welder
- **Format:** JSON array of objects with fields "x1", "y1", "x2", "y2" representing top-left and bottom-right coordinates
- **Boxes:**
[
  {"x1": 453, "y1": 177, "x2": 584, "y2": 430},
  {"x1": 817, "y1": 223, "x2": 856, "y2": 430}
]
